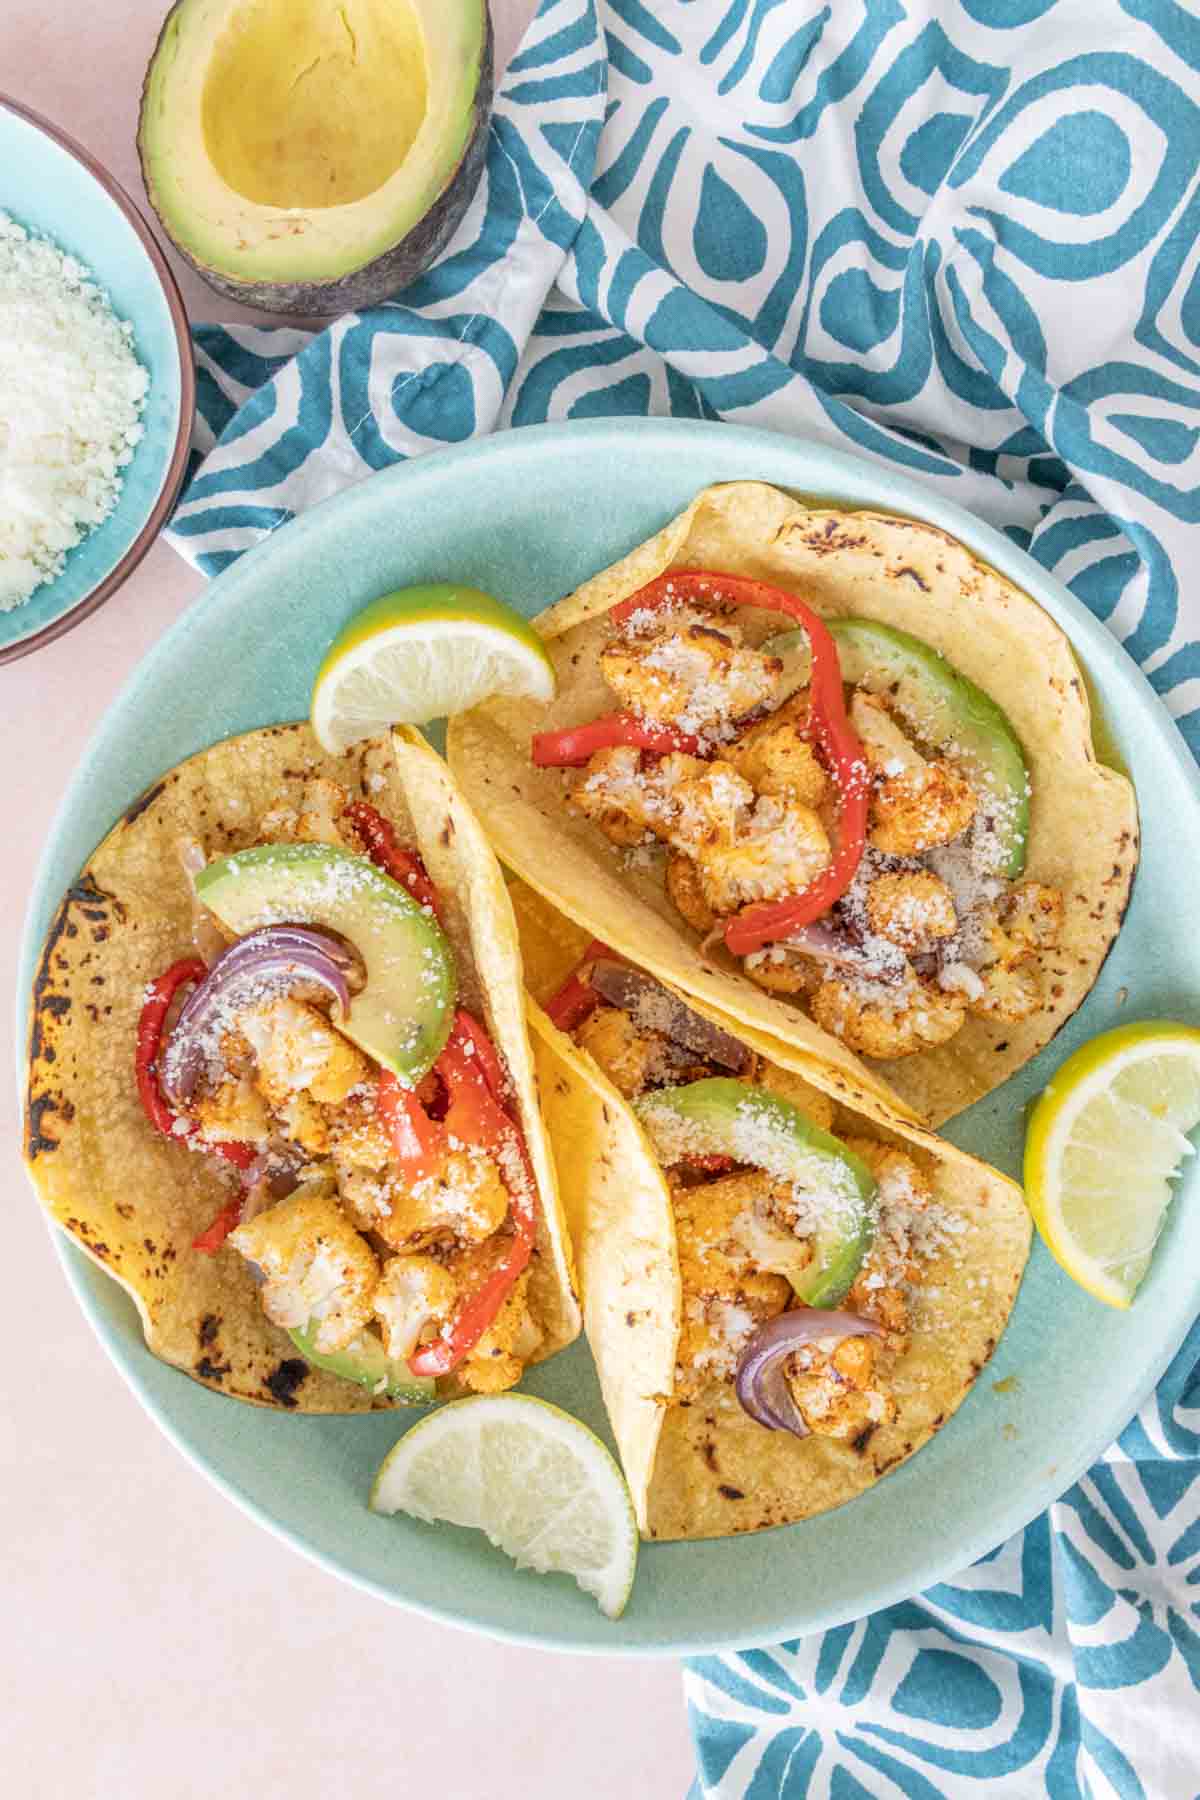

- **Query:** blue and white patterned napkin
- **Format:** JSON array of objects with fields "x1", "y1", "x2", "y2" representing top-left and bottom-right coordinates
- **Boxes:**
[{"x1": 166, "y1": 3, "x2": 1200, "y2": 1791}]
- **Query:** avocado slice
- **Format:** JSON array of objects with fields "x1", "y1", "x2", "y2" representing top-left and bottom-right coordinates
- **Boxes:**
[
  {"x1": 195, "y1": 842, "x2": 454, "y2": 1084},
  {"x1": 764, "y1": 617, "x2": 1030, "y2": 876},
  {"x1": 138, "y1": 0, "x2": 493, "y2": 315},
  {"x1": 288, "y1": 1323, "x2": 435, "y2": 1403},
  {"x1": 634, "y1": 1078, "x2": 877, "y2": 1309}
]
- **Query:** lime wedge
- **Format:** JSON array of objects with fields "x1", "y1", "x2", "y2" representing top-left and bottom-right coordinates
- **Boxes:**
[
  {"x1": 312, "y1": 584, "x2": 555, "y2": 751},
  {"x1": 1024, "y1": 1021, "x2": 1200, "y2": 1307},
  {"x1": 370, "y1": 1394, "x2": 638, "y2": 1619}
]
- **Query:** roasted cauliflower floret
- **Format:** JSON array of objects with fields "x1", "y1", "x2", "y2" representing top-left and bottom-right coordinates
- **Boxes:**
[
  {"x1": 671, "y1": 761, "x2": 756, "y2": 846},
  {"x1": 665, "y1": 851, "x2": 717, "y2": 935},
  {"x1": 567, "y1": 745, "x2": 691, "y2": 847},
  {"x1": 575, "y1": 1003, "x2": 662, "y2": 1099},
  {"x1": 728, "y1": 714, "x2": 828, "y2": 806},
  {"x1": 336, "y1": 1167, "x2": 393, "y2": 1235},
  {"x1": 846, "y1": 1274, "x2": 909, "y2": 1337},
  {"x1": 458, "y1": 1272, "x2": 542, "y2": 1394},
  {"x1": 230, "y1": 1193, "x2": 379, "y2": 1354},
  {"x1": 241, "y1": 996, "x2": 370, "y2": 1108},
  {"x1": 866, "y1": 869, "x2": 957, "y2": 949},
  {"x1": 379, "y1": 1149, "x2": 510, "y2": 1252},
  {"x1": 670, "y1": 1173, "x2": 814, "y2": 1396},
  {"x1": 786, "y1": 1360, "x2": 897, "y2": 1440},
  {"x1": 327, "y1": 1086, "x2": 391, "y2": 1172},
  {"x1": 679, "y1": 781, "x2": 831, "y2": 916},
  {"x1": 850, "y1": 690, "x2": 926, "y2": 778},
  {"x1": 193, "y1": 1074, "x2": 273, "y2": 1146},
  {"x1": 810, "y1": 976, "x2": 966, "y2": 1059},
  {"x1": 967, "y1": 880, "x2": 1063, "y2": 1023},
  {"x1": 280, "y1": 1090, "x2": 330, "y2": 1155},
  {"x1": 601, "y1": 606, "x2": 782, "y2": 731},
  {"x1": 870, "y1": 760, "x2": 977, "y2": 857},
  {"x1": 970, "y1": 958, "x2": 1042, "y2": 1022},
  {"x1": 1002, "y1": 880, "x2": 1064, "y2": 955},
  {"x1": 372, "y1": 1253, "x2": 457, "y2": 1363},
  {"x1": 841, "y1": 1138, "x2": 932, "y2": 1210}
]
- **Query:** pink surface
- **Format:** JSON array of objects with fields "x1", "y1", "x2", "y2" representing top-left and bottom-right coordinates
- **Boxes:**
[{"x1": 1, "y1": 5, "x2": 695, "y2": 1795}]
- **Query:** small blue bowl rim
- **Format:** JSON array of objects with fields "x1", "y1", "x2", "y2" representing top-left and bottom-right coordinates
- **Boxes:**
[{"x1": 0, "y1": 93, "x2": 195, "y2": 664}]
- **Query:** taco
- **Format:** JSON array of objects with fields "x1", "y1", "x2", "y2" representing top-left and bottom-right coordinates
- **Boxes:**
[
  {"x1": 448, "y1": 481, "x2": 1138, "y2": 1126},
  {"x1": 509, "y1": 880, "x2": 1030, "y2": 1541},
  {"x1": 24, "y1": 724, "x2": 579, "y2": 1412}
]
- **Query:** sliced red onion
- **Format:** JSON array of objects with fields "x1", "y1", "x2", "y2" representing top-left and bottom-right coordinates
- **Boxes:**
[
  {"x1": 769, "y1": 920, "x2": 907, "y2": 984},
  {"x1": 161, "y1": 926, "x2": 360, "y2": 1106},
  {"x1": 734, "y1": 1308, "x2": 884, "y2": 1437},
  {"x1": 588, "y1": 959, "x2": 749, "y2": 1072}
]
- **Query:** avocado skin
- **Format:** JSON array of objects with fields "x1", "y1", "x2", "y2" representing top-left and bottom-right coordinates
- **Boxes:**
[{"x1": 138, "y1": 7, "x2": 494, "y2": 318}]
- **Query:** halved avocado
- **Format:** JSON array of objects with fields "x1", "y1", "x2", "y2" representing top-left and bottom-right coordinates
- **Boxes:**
[{"x1": 138, "y1": 0, "x2": 493, "y2": 315}]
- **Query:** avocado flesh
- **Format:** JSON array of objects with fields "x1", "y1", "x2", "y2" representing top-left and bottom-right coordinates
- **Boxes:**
[
  {"x1": 765, "y1": 616, "x2": 1030, "y2": 876},
  {"x1": 138, "y1": 0, "x2": 492, "y2": 312},
  {"x1": 289, "y1": 1323, "x2": 434, "y2": 1402},
  {"x1": 195, "y1": 842, "x2": 454, "y2": 1085},
  {"x1": 634, "y1": 1079, "x2": 877, "y2": 1309}
]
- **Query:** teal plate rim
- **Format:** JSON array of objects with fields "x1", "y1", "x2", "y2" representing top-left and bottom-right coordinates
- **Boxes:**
[{"x1": 17, "y1": 417, "x2": 1200, "y2": 1655}]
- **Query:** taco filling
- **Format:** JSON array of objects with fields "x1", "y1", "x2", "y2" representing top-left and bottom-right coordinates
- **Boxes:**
[
  {"x1": 533, "y1": 572, "x2": 1064, "y2": 1065},
  {"x1": 543, "y1": 940, "x2": 970, "y2": 1456},
  {"x1": 136, "y1": 779, "x2": 551, "y2": 1400}
]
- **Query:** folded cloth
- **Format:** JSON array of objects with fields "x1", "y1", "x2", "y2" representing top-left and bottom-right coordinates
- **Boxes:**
[{"x1": 166, "y1": 2, "x2": 1200, "y2": 1791}]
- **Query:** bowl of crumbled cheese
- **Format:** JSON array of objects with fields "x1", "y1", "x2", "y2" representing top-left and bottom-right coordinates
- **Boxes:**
[{"x1": 0, "y1": 95, "x2": 194, "y2": 661}]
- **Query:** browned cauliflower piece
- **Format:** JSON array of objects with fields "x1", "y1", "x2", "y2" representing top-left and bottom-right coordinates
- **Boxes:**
[
  {"x1": 728, "y1": 713, "x2": 828, "y2": 806},
  {"x1": 193, "y1": 1075, "x2": 273, "y2": 1146},
  {"x1": 575, "y1": 1004, "x2": 662, "y2": 1099},
  {"x1": 600, "y1": 605, "x2": 782, "y2": 731},
  {"x1": 970, "y1": 958, "x2": 1042, "y2": 1022},
  {"x1": 567, "y1": 745, "x2": 700, "y2": 848},
  {"x1": 665, "y1": 851, "x2": 717, "y2": 935},
  {"x1": 810, "y1": 976, "x2": 966, "y2": 1059},
  {"x1": 372, "y1": 1254, "x2": 457, "y2": 1363},
  {"x1": 458, "y1": 1272, "x2": 543, "y2": 1394},
  {"x1": 841, "y1": 1137, "x2": 933, "y2": 1209},
  {"x1": 866, "y1": 869, "x2": 957, "y2": 949},
  {"x1": 279, "y1": 1090, "x2": 331, "y2": 1156},
  {"x1": 786, "y1": 1359, "x2": 897, "y2": 1440},
  {"x1": 968, "y1": 880, "x2": 1064, "y2": 1023},
  {"x1": 379, "y1": 1149, "x2": 510, "y2": 1252},
  {"x1": 673, "y1": 765, "x2": 831, "y2": 916},
  {"x1": 327, "y1": 1086, "x2": 391, "y2": 1172},
  {"x1": 241, "y1": 996, "x2": 370, "y2": 1108},
  {"x1": 336, "y1": 1167, "x2": 393, "y2": 1235},
  {"x1": 870, "y1": 760, "x2": 977, "y2": 857},
  {"x1": 229, "y1": 1193, "x2": 379, "y2": 1354},
  {"x1": 1003, "y1": 880, "x2": 1064, "y2": 954}
]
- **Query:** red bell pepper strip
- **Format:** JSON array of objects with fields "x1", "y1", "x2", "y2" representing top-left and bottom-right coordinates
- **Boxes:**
[
  {"x1": 343, "y1": 801, "x2": 443, "y2": 919},
  {"x1": 531, "y1": 713, "x2": 702, "y2": 768},
  {"x1": 378, "y1": 1069, "x2": 446, "y2": 1183},
  {"x1": 543, "y1": 939, "x2": 614, "y2": 1032},
  {"x1": 375, "y1": 1009, "x2": 538, "y2": 1378},
  {"x1": 191, "y1": 1197, "x2": 246, "y2": 1254},
  {"x1": 610, "y1": 571, "x2": 869, "y2": 952},
  {"x1": 449, "y1": 1006, "x2": 510, "y2": 1107},
  {"x1": 136, "y1": 958, "x2": 257, "y2": 1252}
]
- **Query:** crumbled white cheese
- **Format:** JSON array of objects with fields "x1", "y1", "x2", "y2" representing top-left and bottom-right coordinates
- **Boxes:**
[{"x1": 0, "y1": 211, "x2": 148, "y2": 608}]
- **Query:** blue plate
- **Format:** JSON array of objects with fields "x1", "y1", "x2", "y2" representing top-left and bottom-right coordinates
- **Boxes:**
[
  {"x1": 0, "y1": 97, "x2": 194, "y2": 662},
  {"x1": 17, "y1": 419, "x2": 1200, "y2": 1653}
]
